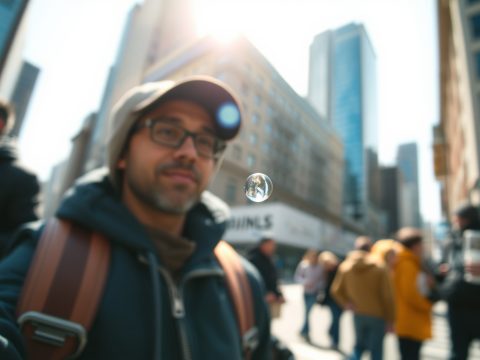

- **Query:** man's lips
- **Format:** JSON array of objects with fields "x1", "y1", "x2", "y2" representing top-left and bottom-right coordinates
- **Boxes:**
[{"x1": 162, "y1": 169, "x2": 198, "y2": 184}]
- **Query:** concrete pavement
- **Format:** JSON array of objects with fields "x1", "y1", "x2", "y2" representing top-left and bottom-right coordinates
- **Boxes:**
[{"x1": 271, "y1": 284, "x2": 480, "y2": 360}]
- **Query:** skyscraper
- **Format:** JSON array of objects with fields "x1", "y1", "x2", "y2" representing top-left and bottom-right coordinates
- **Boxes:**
[
  {"x1": 308, "y1": 23, "x2": 380, "y2": 233},
  {"x1": 397, "y1": 142, "x2": 422, "y2": 227},
  {"x1": 10, "y1": 61, "x2": 39, "y2": 137},
  {"x1": 0, "y1": 0, "x2": 30, "y2": 97}
]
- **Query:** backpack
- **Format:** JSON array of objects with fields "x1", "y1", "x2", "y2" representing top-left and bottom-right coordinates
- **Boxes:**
[{"x1": 16, "y1": 218, "x2": 259, "y2": 359}]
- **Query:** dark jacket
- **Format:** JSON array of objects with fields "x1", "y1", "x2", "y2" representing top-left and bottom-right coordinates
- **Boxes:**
[
  {"x1": 247, "y1": 247, "x2": 282, "y2": 297},
  {"x1": 439, "y1": 225, "x2": 480, "y2": 309},
  {"x1": 0, "y1": 137, "x2": 39, "y2": 257},
  {"x1": 0, "y1": 171, "x2": 271, "y2": 360}
]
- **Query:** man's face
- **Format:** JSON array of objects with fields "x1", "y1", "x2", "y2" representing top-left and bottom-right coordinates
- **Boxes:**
[{"x1": 118, "y1": 99, "x2": 217, "y2": 215}]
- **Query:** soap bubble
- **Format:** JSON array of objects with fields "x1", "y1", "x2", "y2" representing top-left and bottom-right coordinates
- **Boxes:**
[{"x1": 244, "y1": 173, "x2": 273, "y2": 202}]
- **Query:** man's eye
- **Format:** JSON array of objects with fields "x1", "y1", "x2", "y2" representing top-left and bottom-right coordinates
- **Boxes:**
[
  {"x1": 196, "y1": 135, "x2": 215, "y2": 148},
  {"x1": 155, "y1": 125, "x2": 180, "y2": 139}
]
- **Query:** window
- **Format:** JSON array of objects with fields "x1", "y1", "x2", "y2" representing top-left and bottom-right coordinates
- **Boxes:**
[
  {"x1": 226, "y1": 182, "x2": 236, "y2": 204},
  {"x1": 249, "y1": 133, "x2": 258, "y2": 145},
  {"x1": 254, "y1": 94, "x2": 261, "y2": 107},
  {"x1": 247, "y1": 154, "x2": 256, "y2": 168},
  {"x1": 476, "y1": 52, "x2": 480, "y2": 79},
  {"x1": 471, "y1": 14, "x2": 480, "y2": 39},
  {"x1": 264, "y1": 122, "x2": 272, "y2": 134},
  {"x1": 251, "y1": 113, "x2": 260, "y2": 124},
  {"x1": 232, "y1": 145, "x2": 242, "y2": 161}
]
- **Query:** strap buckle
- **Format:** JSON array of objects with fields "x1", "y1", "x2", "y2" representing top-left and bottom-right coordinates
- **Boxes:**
[
  {"x1": 18, "y1": 311, "x2": 87, "y2": 359},
  {"x1": 243, "y1": 326, "x2": 259, "y2": 352}
]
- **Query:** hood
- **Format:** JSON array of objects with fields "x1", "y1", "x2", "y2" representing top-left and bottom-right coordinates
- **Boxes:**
[
  {"x1": 396, "y1": 245, "x2": 420, "y2": 266},
  {"x1": 0, "y1": 136, "x2": 17, "y2": 161},
  {"x1": 341, "y1": 250, "x2": 378, "y2": 273},
  {"x1": 56, "y1": 168, "x2": 230, "y2": 256}
]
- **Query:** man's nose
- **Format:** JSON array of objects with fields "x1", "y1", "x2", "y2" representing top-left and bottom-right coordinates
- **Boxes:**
[{"x1": 173, "y1": 135, "x2": 199, "y2": 159}]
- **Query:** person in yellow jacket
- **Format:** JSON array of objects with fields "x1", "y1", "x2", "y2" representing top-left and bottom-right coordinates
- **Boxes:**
[{"x1": 394, "y1": 227, "x2": 434, "y2": 360}]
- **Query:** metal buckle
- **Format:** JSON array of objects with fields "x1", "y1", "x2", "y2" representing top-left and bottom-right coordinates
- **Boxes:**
[
  {"x1": 243, "y1": 326, "x2": 259, "y2": 352},
  {"x1": 18, "y1": 311, "x2": 87, "y2": 359}
]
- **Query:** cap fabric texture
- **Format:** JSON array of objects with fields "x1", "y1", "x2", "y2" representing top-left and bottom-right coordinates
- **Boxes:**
[{"x1": 107, "y1": 76, "x2": 242, "y2": 187}]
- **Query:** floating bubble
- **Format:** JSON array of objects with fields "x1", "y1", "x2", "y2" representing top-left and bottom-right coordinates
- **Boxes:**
[{"x1": 244, "y1": 173, "x2": 273, "y2": 202}]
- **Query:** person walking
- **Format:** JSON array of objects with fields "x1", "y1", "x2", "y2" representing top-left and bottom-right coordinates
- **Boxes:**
[
  {"x1": 393, "y1": 227, "x2": 433, "y2": 360},
  {"x1": 318, "y1": 251, "x2": 343, "y2": 350},
  {"x1": 247, "y1": 233, "x2": 285, "y2": 319},
  {"x1": 0, "y1": 100, "x2": 40, "y2": 257},
  {"x1": 438, "y1": 204, "x2": 480, "y2": 360},
  {"x1": 331, "y1": 236, "x2": 395, "y2": 360},
  {"x1": 294, "y1": 249, "x2": 324, "y2": 342},
  {"x1": 0, "y1": 76, "x2": 271, "y2": 359}
]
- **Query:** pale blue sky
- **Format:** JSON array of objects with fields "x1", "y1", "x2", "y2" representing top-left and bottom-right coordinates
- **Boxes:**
[{"x1": 19, "y1": 0, "x2": 441, "y2": 222}]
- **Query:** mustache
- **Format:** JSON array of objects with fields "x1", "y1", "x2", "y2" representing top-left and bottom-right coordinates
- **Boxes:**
[{"x1": 154, "y1": 162, "x2": 202, "y2": 182}]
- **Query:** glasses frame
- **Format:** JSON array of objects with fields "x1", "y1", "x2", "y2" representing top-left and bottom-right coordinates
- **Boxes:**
[{"x1": 132, "y1": 117, "x2": 226, "y2": 159}]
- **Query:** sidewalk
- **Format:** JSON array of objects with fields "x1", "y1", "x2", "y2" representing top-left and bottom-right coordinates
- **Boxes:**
[{"x1": 271, "y1": 284, "x2": 480, "y2": 360}]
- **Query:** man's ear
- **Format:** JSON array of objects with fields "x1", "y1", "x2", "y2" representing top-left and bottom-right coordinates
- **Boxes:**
[{"x1": 117, "y1": 157, "x2": 126, "y2": 170}]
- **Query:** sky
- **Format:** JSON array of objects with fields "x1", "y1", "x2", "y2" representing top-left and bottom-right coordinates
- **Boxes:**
[{"x1": 18, "y1": 0, "x2": 441, "y2": 222}]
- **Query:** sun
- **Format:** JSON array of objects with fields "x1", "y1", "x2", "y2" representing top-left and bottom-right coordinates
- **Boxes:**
[{"x1": 192, "y1": 0, "x2": 247, "y2": 43}]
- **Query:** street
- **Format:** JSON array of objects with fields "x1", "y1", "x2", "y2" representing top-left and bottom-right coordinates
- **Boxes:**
[{"x1": 272, "y1": 284, "x2": 480, "y2": 360}]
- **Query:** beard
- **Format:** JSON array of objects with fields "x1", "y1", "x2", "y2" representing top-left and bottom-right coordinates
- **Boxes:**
[{"x1": 125, "y1": 161, "x2": 203, "y2": 215}]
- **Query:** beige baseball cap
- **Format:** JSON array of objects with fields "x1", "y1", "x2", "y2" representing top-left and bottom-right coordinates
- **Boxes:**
[{"x1": 107, "y1": 75, "x2": 242, "y2": 188}]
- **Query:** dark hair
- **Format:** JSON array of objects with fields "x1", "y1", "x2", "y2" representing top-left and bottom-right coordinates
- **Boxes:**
[
  {"x1": 0, "y1": 99, "x2": 15, "y2": 134},
  {"x1": 395, "y1": 227, "x2": 422, "y2": 249}
]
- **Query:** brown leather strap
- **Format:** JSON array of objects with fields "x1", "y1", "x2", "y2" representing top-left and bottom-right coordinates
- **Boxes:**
[
  {"x1": 17, "y1": 218, "x2": 111, "y2": 360},
  {"x1": 214, "y1": 241, "x2": 255, "y2": 359}
]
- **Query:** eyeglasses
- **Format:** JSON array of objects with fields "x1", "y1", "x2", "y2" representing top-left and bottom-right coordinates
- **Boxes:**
[{"x1": 133, "y1": 117, "x2": 226, "y2": 159}]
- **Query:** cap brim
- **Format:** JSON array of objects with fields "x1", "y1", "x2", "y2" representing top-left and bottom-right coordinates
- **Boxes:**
[{"x1": 133, "y1": 76, "x2": 242, "y2": 140}]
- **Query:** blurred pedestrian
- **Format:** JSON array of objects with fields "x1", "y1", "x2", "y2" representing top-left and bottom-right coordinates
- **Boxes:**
[
  {"x1": 331, "y1": 236, "x2": 395, "y2": 360},
  {"x1": 370, "y1": 239, "x2": 400, "y2": 274},
  {"x1": 318, "y1": 251, "x2": 343, "y2": 350},
  {"x1": 248, "y1": 233, "x2": 285, "y2": 318},
  {"x1": 438, "y1": 204, "x2": 480, "y2": 360},
  {"x1": 0, "y1": 99, "x2": 40, "y2": 258},
  {"x1": 294, "y1": 249, "x2": 324, "y2": 342},
  {"x1": 394, "y1": 227, "x2": 433, "y2": 360}
]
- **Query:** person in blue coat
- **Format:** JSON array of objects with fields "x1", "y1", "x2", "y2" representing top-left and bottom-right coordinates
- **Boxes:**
[{"x1": 0, "y1": 76, "x2": 271, "y2": 359}]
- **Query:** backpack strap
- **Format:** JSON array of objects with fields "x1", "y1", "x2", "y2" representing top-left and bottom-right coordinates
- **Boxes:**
[
  {"x1": 17, "y1": 218, "x2": 111, "y2": 359},
  {"x1": 214, "y1": 240, "x2": 258, "y2": 360}
]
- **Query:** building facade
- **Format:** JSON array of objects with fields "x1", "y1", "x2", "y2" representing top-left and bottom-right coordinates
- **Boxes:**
[
  {"x1": 436, "y1": 0, "x2": 480, "y2": 219},
  {"x1": 142, "y1": 35, "x2": 345, "y2": 236}
]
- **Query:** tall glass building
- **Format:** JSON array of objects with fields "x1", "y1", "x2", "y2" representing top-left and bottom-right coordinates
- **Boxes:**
[
  {"x1": 0, "y1": 0, "x2": 29, "y2": 74},
  {"x1": 308, "y1": 23, "x2": 379, "y2": 227}
]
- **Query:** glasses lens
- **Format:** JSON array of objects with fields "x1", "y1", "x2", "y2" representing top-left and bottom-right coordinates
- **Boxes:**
[
  {"x1": 150, "y1": 119, "x2": 223, "y2": 158},
  {"x1": 152, "y1": 122, "x2": 183, "y2": 146},
  {"x1": 194, "y1": 134, "x2": 217, "y2": 157}
]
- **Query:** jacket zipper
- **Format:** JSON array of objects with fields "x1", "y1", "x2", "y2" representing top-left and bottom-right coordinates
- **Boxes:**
[{"x1": 158, "y1": 266, "x2": 224, "y2": 360}]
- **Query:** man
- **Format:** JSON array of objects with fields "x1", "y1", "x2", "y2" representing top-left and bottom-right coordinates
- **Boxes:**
[
  {"x1": 331, "y1": 236, "x2": 395, "y2": 360},
  {"x1": 0, "y1": 76, "x2": 271, "y2": 359},
  {"x1": 0, "y1": 99, "x2": 39, "y2": 257},
  {"x1": 394, "y1": 227, "x2": 433, "y2": 360},
  {"x1": 247, "y1": 234, "x2": 285, "y2": 317},
  {"x1": 439, "y1": 204, "x2": 480, "y2": 360}
]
